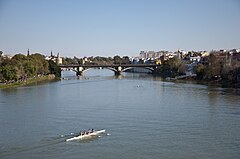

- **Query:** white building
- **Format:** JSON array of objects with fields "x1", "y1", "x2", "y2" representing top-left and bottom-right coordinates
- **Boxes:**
[
  {"x1": 190, "y1": 56, "x2": 201, "y2": 62},
  {"x1": 45, "y1": 51, "x2": 62, "y2": 65}
]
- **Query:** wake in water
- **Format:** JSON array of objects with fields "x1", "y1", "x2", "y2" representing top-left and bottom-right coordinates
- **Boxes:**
[
  {"x1": 0, "y1": 132, "x2": 73, "y2": 158},
  {"x1": 0, "y1": 129, "x2": 110, "y2": 158},
  {"x1": 61, "y1": 78, "x2": 112, "y2": 86}
]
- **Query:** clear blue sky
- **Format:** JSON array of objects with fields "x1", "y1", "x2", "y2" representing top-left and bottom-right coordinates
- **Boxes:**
[{"x1": 0, "y1": 0, "x2": 240, "y2": 57}]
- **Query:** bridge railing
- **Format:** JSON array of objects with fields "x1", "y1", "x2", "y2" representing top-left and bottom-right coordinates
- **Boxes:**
[{"x1": 59, "y1": 64, "x2": 159, "y2": 68}]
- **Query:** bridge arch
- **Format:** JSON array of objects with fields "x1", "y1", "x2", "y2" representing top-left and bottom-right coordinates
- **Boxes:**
[
  {"x1": 81, "y1": 67, "x2": 96, "y2": 73},
  {"x1": 121, "y1": 67, "x2": 155, "y2": 73},
  {"x1": 61, "y1": 67, "x2": 78, "y2": 73},
  {"x1": 59, "y1": 64, "x2": 158, "y2": 76},
  {"x1": 80, "y1": 67, "x2": 118, "y2": 75}
]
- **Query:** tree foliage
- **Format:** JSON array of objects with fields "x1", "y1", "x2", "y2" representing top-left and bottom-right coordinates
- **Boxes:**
[
  {"x1": 0, "y1": 65, "x2": 17, "y2": 82},
  {"x1": 0, "y1": 53, "x2": 60, "y2": 83},
  {"x1": 48, "y1": 60, "x2": 61, "y2": 78},
  {"x1": 113, "y1": 55, "x2": 122, "y2": 64},
  {"x1": 194, "y1": 53, "x2": 240, "y2": 84},
  {"x1": 62, "y1": 55, "x2": 130, "y2": 65},
  {"x1": 113, "y1": 55, "x2": 130, "y2": 64},
  {"x1": 194, "y1": 64, "x2": 206, "y2": 80},
  {"x1": 156, "y1": 57, "x2": 185, "y2": 77}
]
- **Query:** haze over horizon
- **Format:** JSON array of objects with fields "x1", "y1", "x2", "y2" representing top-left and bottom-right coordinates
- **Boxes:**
[{"x1": 0, "y1": 0, "x2": 240, "y2": 57}]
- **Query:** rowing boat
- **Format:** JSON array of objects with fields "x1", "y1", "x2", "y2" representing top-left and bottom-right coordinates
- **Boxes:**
[{"x1": 66, "y1": 129, "x2": 106, "y2": 141}]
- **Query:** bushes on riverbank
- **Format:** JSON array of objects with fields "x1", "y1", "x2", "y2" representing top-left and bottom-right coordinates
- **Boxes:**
[
  {"x1": 155, "y1": 56, "x2": 186, "y2": 77},
  {"x1": 0, "y1": 53, "x2": 61, "y2": 84},
  {"x1": 0, "y1": 74, "x2": 56, "y2": 89},
  {"x1": 194, "y1": 54, "x2": 240, "y2": 87},
  {"x1": 153, "y1": 54, "x2": 240, "y2": 88}
]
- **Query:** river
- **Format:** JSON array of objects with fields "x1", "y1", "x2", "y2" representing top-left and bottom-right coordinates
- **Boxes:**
[{"x1": 0, "y1": 69, "x2": 240, "y2": 159}]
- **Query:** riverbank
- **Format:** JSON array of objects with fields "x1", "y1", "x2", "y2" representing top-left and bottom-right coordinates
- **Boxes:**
[
  {"x1": 0, "y1": 74, "x2": 57, "y2": 89},
  {"x1": 164, "y1": 75, "x2": 240, "y2": 89}
]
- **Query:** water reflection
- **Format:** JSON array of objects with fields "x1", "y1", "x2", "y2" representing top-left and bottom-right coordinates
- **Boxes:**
[{"x1": 1, "y1": 69, "x2": 240, "y2": 159}]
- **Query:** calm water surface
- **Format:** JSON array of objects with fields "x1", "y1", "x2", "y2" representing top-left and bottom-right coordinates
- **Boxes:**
[{"x1": 0, "y1": 69, "x2": 240, "y2": 159}]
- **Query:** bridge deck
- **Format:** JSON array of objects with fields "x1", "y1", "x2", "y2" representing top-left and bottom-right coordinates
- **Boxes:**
[{"x1": 59, "y1": 64, "x2": 159, "y2": 68}]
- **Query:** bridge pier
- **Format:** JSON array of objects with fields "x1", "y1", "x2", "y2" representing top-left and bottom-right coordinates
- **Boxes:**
[
  {"x1": 114, "y1": 66, "x2": 122, "y2": 76},
  {"x1": 76, "y1": 66, "x2": 84, "y2": 76},
  {"x1": 76, "y1": 71, "x2": 83, "y2": 76},
  {"x1": 114, "y1": 71, "x2": 121, "y2": 76},
  {"x1": 152, "y1": 66, "x2": 159, "y2": 75}
]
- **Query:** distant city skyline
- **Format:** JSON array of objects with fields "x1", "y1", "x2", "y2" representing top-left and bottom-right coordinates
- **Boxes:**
[{"x1": 0, "y1": 0, "x2": 240, "y2": 57}]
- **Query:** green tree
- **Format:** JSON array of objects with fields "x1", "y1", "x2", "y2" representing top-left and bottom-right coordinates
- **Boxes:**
[
  {"x1": 48, "y1": 60, "x2": 61, "y2": 78},
  {"x1": 62, "y1": 57, "x2": 75, "y2": 65},
  {"x1": 156, "y1": 57, "x2": 185, "y2": 77},
  {"x1": 0, "y1": 65, "x2": 17, "y2": 82},
  {"x1": 29, "y1": 53, "x2": 49, "y2": 75},
  {"x1": 194, "y1": 64, "x2": 206, "y2": 80},
  {"x1": 11, "y1": 54, "x2": 28, "y2": 78},
  {"x1": 122, "y1": 56, "x2": 131, "y2": 64},
  {"x1": 206, "y1": 54, "x2": 221, "y2": 79},
  {"x1": 12, "y1": 54, "x2": 28, "y2": 61},
  {"x1": 113, "y1": 55, "x2": 122, "y2": 64},
  {"x1": 168, "y1": 57, "x2": 182, "y2": 70},
  {"x1": 23, "y1": 61, "x2": 36, "y2": 77}
]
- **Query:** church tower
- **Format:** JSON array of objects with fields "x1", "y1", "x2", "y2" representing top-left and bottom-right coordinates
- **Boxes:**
[
  {"x1": 27, "y1": 49, "x2": 30, "y2": 56},
  {"x1": 56, "y1": 52, "x2": 62, "y2": 65},
  {"x1": 50, "y1": 50, "x2": 53, "y2": 58}
]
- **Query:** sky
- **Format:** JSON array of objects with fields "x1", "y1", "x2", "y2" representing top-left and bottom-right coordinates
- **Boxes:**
[{"x1": 0, "y1": 0, "x2": 240, "y2": 57}]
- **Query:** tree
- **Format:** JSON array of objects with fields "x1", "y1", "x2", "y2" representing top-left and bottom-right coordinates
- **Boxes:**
[
  {"x1": 0, "y1": 51, "x2": 4, "y2": 64},
  {"x1": 12, "y1": 54, "x2": 28, "y2": 61},
  {"x1": 194, "y1": 64, "x2": 206, "y2": 80},
  {"x1": 29, "y1": 53, "x2": 49, "y2": 75},
  {"x1": 122, "y1": 56, "x2": 131, "y2": 64},
  {"x1": 0, "y1": 52, "x2": 60, "y2": 83},
  {"x1": 23, "y1": 61, "x2": 36, "y2": 77},
  {"x1": 62, "y1": 57, "x2": 76, "y2": 65},
  {"x1": 155, "y1": 57, "x2": 185, "y2": 77},
  {"x1": 48, "y1": 60, "x2": 61, "y2": 78},
  {"x1": 0, "y1": 65, "x2": 17, "y2": 82},
  {"x1": 11, "y1": 54, "x2": 28, "y2": 78},
  {"x1": 168, "y1": 56, "x2": 182, "y2": 70},
  {"x1": 206, "y1": 54, "x2": 221, "y2": 79},
  {"x1": 113, "y1": 55, "x2": 122, "y2": 64}
]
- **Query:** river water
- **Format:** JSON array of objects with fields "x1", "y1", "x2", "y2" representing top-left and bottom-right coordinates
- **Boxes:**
[{"x1": 0, "y1": 69, "x2": 240, "y2": 159}]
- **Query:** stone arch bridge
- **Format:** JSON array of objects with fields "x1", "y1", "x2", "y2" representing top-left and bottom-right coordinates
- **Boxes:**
[{"x1": 59, "y1": 64, "x2": 159, "y2": 76}]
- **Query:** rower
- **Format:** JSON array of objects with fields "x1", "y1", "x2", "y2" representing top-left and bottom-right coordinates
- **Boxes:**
[
  {"x1": 91, "y1": 128, "x2": 95, "y2": 133},
  {"x1": 88, "y1": 129, "x2": 91, "y2": 134},
  {"x1": 80, "y1": 131, "x2": 83, "y2": 136},
  {"x1": 84, "y1": 130, "x2": 87, "y2": 135}
]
